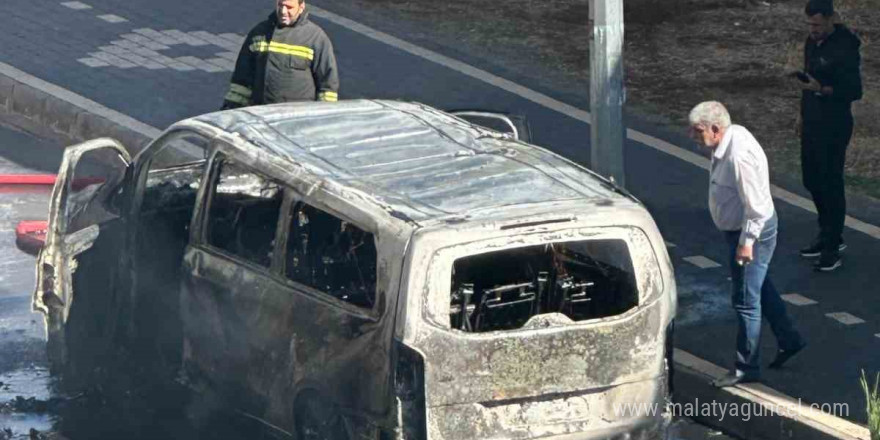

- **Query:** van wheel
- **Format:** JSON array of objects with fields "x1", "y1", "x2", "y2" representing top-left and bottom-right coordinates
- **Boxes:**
[{"x1": 294, "y1": 394, "x2": 348, "y2": 440}]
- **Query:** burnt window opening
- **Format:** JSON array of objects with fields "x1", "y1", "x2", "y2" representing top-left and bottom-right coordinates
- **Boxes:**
[
  {"x1": 141, "y1": 134, "x2": 210, "y2": 213},
  {"x1": 449, "y1": 240, "x2": 639, "y2": 332},
  {"x1": 136, "y1": 135, "x2": 210, "y2": 278},
  {"x1": 149, "y1": 134, "x2": 209, "y2": 169},
  {"x1": 206, "y1": 159, "x2": 283, "y2": 268},
  {"x1": 284, "y1": 202, "x2": 377, "y2": 309},
  {"x1": 133, "y1": 134, "x2": 210, "y2": 367}
]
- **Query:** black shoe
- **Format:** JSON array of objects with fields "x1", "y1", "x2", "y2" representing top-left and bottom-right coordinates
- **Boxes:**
[
  {"x1": 814, "y1": 252, "x2": 842, "y2": 272},
  {"x1": 800, "y1": 239, "x2": 846, "y2": 258},
  {"x1": 799, "y1": 239, "x2": 824, "y2": 258},
  {"x1": 768, "y1": 342, "x2": 806, "y2": 369},
  {"x1": 712, "y1": 373, "x2": 759, "y2": 388}
]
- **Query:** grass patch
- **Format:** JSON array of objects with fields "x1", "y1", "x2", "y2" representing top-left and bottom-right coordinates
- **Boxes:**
[
  {"x1": 624, "y1": 0, "x2": 880, "y2": 198},
  {"x1": 862, "y1": 370, "x2": 880, "y2": 440}
]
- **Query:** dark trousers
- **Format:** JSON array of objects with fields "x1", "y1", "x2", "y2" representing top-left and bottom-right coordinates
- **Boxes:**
[
  {"x1": 724, "y1": 215, "x2": 802, "y2": 378},
  {"x1": 801, "y1": 116, "x2": 853, "y2": 250}
]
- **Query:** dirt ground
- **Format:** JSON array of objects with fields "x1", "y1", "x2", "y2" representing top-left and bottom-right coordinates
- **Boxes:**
[{"x1": 331, "y1": 0, "x2": 878, "y2": 198}]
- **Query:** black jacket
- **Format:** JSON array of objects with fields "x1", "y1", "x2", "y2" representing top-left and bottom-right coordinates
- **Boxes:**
[
  {"x1": 223, "y1": 11, "x2": 339, "y2": 108},
  {"x1": 801, "y1": 24, "x2": 862, "y2": 124}
]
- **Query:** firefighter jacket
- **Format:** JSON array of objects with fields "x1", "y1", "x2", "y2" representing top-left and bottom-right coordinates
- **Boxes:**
[
  {"x1": 223, "y1": 10, "x2": 339, "y2": 108},
  {"x1": 801, "y1": 24, "x2": 862, "y2": 125}
]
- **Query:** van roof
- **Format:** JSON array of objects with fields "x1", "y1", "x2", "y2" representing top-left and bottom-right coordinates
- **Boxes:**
[{"x1": 190, "y1": 99, "x2": 631, "y2": 224}]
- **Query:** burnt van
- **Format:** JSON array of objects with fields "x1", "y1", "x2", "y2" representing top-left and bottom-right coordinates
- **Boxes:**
[{"x1": 27, "y1": 100, "x2": 676, "y2": 439}]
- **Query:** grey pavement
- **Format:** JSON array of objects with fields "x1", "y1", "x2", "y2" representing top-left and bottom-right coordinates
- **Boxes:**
[{"x1": 0, "y1": 0, "x2": 877, "y2": 426}]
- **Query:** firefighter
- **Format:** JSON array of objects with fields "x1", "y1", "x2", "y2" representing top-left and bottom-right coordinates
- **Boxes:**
[{"x1": 222, "y1": 0, "x2": 339, "y2": 109}]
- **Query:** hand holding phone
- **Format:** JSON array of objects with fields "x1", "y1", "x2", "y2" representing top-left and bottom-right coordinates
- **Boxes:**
[{"x1": 789, "y1": 71, "x2": 810, "y2": 83}]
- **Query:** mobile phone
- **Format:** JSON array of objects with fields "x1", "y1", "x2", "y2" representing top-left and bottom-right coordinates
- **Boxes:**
[{"x1": 795, "y1": 71, "x2": 810, "y2": 83}]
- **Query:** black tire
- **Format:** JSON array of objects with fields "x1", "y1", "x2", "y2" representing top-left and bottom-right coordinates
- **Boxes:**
[{"x1": 294, "y1": 393, "x2": 349, "y2": 440}]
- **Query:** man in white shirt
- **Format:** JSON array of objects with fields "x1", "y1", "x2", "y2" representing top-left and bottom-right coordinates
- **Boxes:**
[{"x1": 688, "y1": 101, "x2": 806, "y2": 387}]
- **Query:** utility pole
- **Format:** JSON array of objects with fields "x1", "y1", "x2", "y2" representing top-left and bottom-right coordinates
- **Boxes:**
[{"x1": 589, "y1": 0, "x2": 626, "y2": 187}]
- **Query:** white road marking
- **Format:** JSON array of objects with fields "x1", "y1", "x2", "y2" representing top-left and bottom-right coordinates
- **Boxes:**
[
  {"x1": 130, "y1": 47, "x2": 162, "y2": 59},
  {"x1": 190, "y1": 31, "x2": 231, "y2": 49},
  {"x1": 825, "y1": 312, "x2": 866, "y2": 326},
  {"x1": 683, "y1": 256, "x2": 722, "y2": 269},
  {"x1": 174, "y1": 56, "x2": 225, "y2": 73},
  {"x1": 110, "y1": 39, "x2": 141, "y2": 50},
  {"x1": 77, "y1": 57, "x2": 109, "y2": 68},
  {"x1": 88, "y1": 51, "x2": 137, "y2": 69},
  {"x1": 132, "y1": 28, "x2": 169, "y2": 40},
  {"x1": 160, "y1": 30, "x2": 191, "y2": 45},
  {"x1": 875, "y1": 334, "x2": 880, "y2": 339},
  {"x1": 97, "y1": 14, "x2": 127, "y2": 23},
  {"x1": 60, "y1": 1, "x2": 91, "y2": 10},
  {"x1": 665, "y1": 241, "x2": 676, "y2": 248},
  {"x1": 99, "y1": 45, "x2": 129, "y2": 56},
  {"x1": 166, "y1": 62, "x2": 197, "y2": 72},
  {"x1": 781, "y1": 293, "x2": 818, "y2": 306},
  {"x1": 183, "y1": 31, "x2": 211, "y2": 46},
  {"x1": 134, "y1": 28, "x2": 181, "y2": 46},
  {"x1": 117, "y1": 53, "x2": 166, "y2": 70},
  {"x1": 120, "y1": 33, "x2": 156, "y2": 46},
  {"x1": 0, "y1": 62, "x2": 163, "y2": 140},
  {"x1": 217, "y1": 33, "x2": 246, "y2": 43},
  {"x1": 80, "y1": 30, "x2": 235, "y2": 73},
  {"x1": 205, "y1": 57, "x2": 235, "y2": 71},
  {"x1": 142, "y1": 41, "x2": 171, "y2": 51},
  {"x1": 307, "y1": 5, "x2": 880, "y2": 241}
]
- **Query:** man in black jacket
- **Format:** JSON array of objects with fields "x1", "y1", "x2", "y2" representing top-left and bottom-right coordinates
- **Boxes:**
[
  {"x1": 796, "y1": 0, "x2": 862, "y2": 272},
  {"x1": 222, "y1": 0, "x2": 339, "y2": 109}
]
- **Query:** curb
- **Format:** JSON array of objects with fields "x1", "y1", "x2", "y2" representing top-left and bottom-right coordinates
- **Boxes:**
[
  {"x1": 0, "y1": 61, "x2": 160, "y2": 156},
  {"x1": 1, "y1": 62, "x2": 874, "y2": 440},
  {"x1": 673, "y1": 349, "x2": 871, "y2": 440}
]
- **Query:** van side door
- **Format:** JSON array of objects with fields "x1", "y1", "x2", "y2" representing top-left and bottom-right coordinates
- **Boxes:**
[
  {"x1": 34, "y1": 139, "x2": 131, "y2": 376},
  {"x1": 181, "y1": 153, "x2": 287, "y2": 413}
]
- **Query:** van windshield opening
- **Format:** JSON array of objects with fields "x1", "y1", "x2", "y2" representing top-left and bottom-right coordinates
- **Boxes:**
[{"x1": 449, "y1": 239, "x2": 639, "y2": 332}]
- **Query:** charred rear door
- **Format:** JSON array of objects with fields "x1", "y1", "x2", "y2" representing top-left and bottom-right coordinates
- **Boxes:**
[
  {"x1": 273, "y1": 193, "x2": 394, "y2": 433},
  {"x1": 33, "y1": 139, "x2": 131, "y2": 376},
  {"x1": 401, "y1": 222, "x2": 673, "y2": 439}
]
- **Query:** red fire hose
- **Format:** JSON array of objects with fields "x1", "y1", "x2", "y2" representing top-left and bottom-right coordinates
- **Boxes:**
[
  {"x1": 2, "y1": 174, "x2": 56, "y2": 256},
  {"x1": 15, "y1": 220, "x2": 48, "y2": 256},
  {"x1": 4, "y1": 173, "x2": 107, "y2": 255},
  {"x1": 0, "y1": 174, "x2": 57, "y2": 185}
]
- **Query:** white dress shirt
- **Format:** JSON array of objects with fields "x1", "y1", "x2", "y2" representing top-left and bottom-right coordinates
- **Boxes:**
[{"x1": 708, "y1": 125, "x2": 776, "y2": 247}]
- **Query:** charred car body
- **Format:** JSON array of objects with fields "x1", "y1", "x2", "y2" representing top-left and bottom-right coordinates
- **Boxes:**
[{"x1": 27, "y1": 100, "x2": 676, "y2": 439}]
